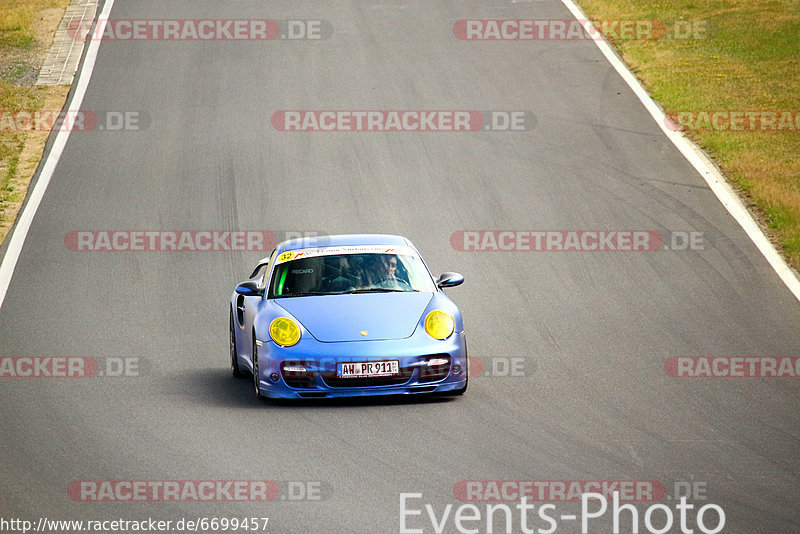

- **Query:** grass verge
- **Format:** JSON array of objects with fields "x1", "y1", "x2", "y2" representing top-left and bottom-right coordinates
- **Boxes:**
[
  {"x1": 0, "y1": 0, "x2": 70, "y2": 244},
  {"x1": 576, "y1": 0, "x2": 800, "y2": 271}
]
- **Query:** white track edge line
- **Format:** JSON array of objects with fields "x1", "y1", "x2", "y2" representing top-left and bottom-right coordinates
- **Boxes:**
[
  {"x1": 0, "y1": 0, "x2": 116, "y2": 310},
  {"x1": 560, "y1": 0, "x2": 800, "y2": 303}
]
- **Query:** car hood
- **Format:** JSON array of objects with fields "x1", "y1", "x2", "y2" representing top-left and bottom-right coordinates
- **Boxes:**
[{"x1": 275, "y1": 292, "x2": 434, "y2": 342}]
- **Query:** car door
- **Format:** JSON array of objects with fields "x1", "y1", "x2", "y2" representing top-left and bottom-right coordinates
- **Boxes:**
[{"x1": 241, "y1": 249, "x2": 276, "y2": 364}]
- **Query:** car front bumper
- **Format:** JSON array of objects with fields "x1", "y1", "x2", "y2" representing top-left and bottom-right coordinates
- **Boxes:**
[{"x1": 253, "y1": 331, "x2": 467, "y2": 399}]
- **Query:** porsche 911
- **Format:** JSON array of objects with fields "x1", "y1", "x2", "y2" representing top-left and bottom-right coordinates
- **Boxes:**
[{"x1": 229, "y1": 234, "x2": 467, "y2": 399}]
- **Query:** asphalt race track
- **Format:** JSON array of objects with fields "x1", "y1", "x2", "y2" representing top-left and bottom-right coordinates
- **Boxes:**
[{"x1": 1, "y1": 1, "x2": 799, "y2": 533}]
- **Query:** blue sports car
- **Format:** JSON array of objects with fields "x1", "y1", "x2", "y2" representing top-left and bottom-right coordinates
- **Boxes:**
[{"x1": 229, "y1": 234, "x2": 467, "y2": 399}]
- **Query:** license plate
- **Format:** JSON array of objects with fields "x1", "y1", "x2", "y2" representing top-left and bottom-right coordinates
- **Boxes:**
[{"x1": 337, "y1": 360, "x2": 399, "y2": 378}]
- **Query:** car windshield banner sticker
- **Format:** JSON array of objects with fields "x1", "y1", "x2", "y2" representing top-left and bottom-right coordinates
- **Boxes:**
[{"x1": 276, "y1": 245, "x2": 417, "y2": 264}]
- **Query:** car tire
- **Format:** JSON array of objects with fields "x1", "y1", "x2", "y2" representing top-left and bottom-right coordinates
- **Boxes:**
[
  {"x1": 252, "y1": 333, "x2": 263, "y2": 398},
  {"x1": 230, "y1": 311, "x2": 244, "y2": 378}
]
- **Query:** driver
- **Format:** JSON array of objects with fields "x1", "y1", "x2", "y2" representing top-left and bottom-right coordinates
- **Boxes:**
[
  {"x1": 379, "y1": 255, "x2": 398, "y2": 280},
  {"x1": 372, "y1": 254, "x2": 403, "y2": 288}
]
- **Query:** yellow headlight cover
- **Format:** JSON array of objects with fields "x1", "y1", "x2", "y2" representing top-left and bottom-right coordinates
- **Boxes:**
[
  {"x1": 425, "y1": 310, "x2": 455, "y2": 340},
  {"x1": 269, "y1": 317, "x2": 301, "y2": 347}
]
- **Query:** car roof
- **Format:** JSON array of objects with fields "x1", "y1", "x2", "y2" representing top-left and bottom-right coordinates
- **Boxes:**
[{"x1": 279, "y1": 234, "x2": 412, "y2": 253}]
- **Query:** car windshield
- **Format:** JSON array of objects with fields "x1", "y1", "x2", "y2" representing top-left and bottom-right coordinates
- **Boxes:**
[{"x1": 268, "y1": 252, "x2": 435, "y2": 298}]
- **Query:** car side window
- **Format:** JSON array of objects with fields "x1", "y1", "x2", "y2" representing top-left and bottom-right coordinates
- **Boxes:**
[{"x1": 258, "y1": 249, "x2": 277, "y2": 292}]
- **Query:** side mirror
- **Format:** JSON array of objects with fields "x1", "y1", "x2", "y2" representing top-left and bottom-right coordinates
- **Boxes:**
[
  {"x1": 436, "y1": 272, "x2": 464, "y2": 288},
  {"x1": 235, "y1": 280, "x2": 263, "y2": 297},
  {"x1": 249, "y1": 261, "x2": 270, "y2": 279}
]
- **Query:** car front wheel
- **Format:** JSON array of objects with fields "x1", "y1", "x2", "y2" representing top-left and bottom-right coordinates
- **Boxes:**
[
  {"x1": 230, "y1": 311, "x2": 244, "y2": 378},
  {"x1": 252, "y1": 334, "x2": 262, "y2": 398}
]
